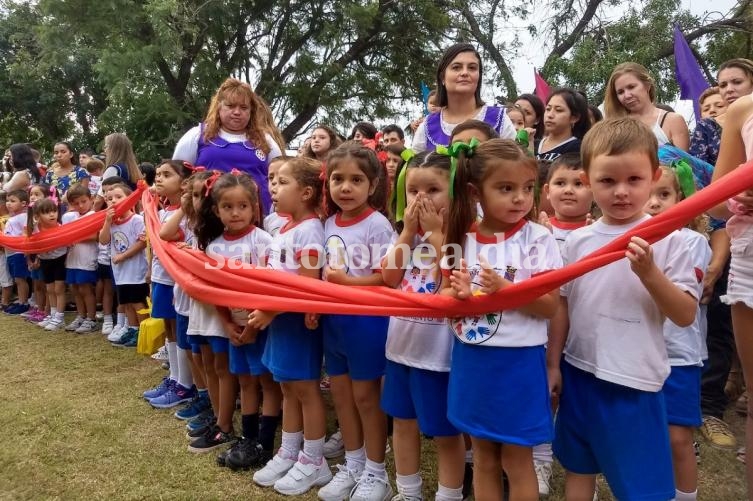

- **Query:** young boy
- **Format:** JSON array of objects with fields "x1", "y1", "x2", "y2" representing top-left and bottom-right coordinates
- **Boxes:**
[
  {"x1": 3, "y1": 190, "x2": 30, "y2": 314},
  {"x1": 85, "y1": 157, "x2": 105, "y2": 196},
  {"x1": 0, "y1": 192, "x2": 14, "y2": 310},
  {"x1": 550, "y1": 118, "x2": 699, "y2": 501}
]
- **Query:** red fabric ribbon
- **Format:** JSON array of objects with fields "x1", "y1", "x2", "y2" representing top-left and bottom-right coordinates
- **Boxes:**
[{"x1": 144, "y1": 159, "x2": 753, "y2": 316}]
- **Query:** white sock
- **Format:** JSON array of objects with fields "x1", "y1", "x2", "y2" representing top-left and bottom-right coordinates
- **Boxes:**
[
  {"x1": 345, "y1": 446, "x2": 366, "y2": 473},
  {"x1": 532, "y1": 442, "x2": 553, "y2": 463},
  {"x1": 128, "y1": 324, "x2": 139, "y2": 331},
  {"x1": 465, "y1": 448, "x2": 473, "y2": 463},
  {"x1": 166, "y1": 342, "x2": 179, "y2": 382},
  {"x1": 395, "y1": 473, "x2": 422, "y2": 497},
  {"x1": 364, "y1": 458, "x2": 387, "y2": 480},
  {"x1": 302, "y1": 436, "x2": 325, "y2": 463},
  {"x1": 436, "y1": 484, "x2": 463, "y2": 501},
  {"x1": 50, "y1": 307, "x2": 58, "y2": 317},
  {"x1": 280, "y1": 430, "x2": 302, "y2": 460},
  {"x1": 675, "y1": 489, "x2": 697, "y2": 501},
  {"x1": 54, "y1": 312, "x2": 64, "y2": 320},
  {"x1": 117, "y1": 312, "x2": 126, "y2": 327},
  {"x1": 176, "y1": 348, "x2": 194, "y2": 389},
  {"x1": 103, "y1": 315, "x2": 113, "y2": 324}
]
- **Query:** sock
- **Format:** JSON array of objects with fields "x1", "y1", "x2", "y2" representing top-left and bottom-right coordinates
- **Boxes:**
[
  {"x1": 50, "y1": 307, "x2": 58, "y2": 317},
  {"x1": 259, "y1": 414, "x2": 280, "y2": 451},
  {"x1": 54, "y1": 312, "x2": 64, "y2": 321},
  {"x1": 532, "y1": 442, "x2": 553, "y2": 463},
  {"x1": 465, "y1": 449, "x2": 474, "y2": 463},
  {"x1": 345, "y1": 446, "x2": 366, "y2": 473},
  {"x1": 117, "y1": 312, "x2": 126, "y2": 327},
  {"x1": 103, "y1": 315, "x2": 113, "y2": 324},
  {"x1": 364, "y1": 458, "x2": 387, "y2": 480},
  {"x1": 166, "y1": 342, "x2": 178, "y2": 381},
  {"x1": 241, "y1": 413, "x2": 260, "y2": 440},
  {"x1": 436, "y1": 484, "x2": 464, "y2": 501},
  {"x1": 280, "y1": 430, "x2": 302, "y2": 460},
  {"x1": 128, "y1": 325, "x2": 139, "y2": 331},
  {"x1": 175, "y1": 347, "x2": 194, "y2": 388},
  {"x1": 396, "y1": 473, "x2": 422, "y2": 497},
  {"x1": 675, "y1": 490, "x2": 697, "y2": 501},
  {"x1": 302, "y1": 436, "x2": 325, "y2": 463}
]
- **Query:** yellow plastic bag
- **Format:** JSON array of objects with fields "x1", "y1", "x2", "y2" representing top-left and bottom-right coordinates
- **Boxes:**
[{"x1": 136, "y1": 298, "x2": 166, "y2": 356}]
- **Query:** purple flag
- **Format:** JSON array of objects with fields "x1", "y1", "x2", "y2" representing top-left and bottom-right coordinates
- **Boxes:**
[{"x1": 673, "y1": 25, "x2": 710, "y2": 120}]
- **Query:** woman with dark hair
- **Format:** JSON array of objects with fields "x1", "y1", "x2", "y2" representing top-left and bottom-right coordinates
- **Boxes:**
[
  {"x1": 43, "y1": 141, "x2": 89, "y2": 199},
  {"x1": 536, "y1": 88, "x2": 590, "y2": 162},
  {"x1": 515, "y1": 93, "x2": 546, "y2": 143},
  {"x1": 349, "y1": 122, "x2": 378, "y2": 142},
  {"x1": 412, "y1": 43, "x2": 516, "y2": 152},
  {"x1": 1, "y1": 143, "x2": 40, "y2": 193}
]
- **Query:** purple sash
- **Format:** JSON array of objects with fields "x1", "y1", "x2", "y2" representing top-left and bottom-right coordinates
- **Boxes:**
[{"x1": 425, "y1": 106, "x2": 505, "y2": 149}]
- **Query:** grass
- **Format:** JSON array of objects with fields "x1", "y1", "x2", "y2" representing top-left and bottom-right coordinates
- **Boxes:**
[{"x1": 0, "y1": 313, "x2": 747, "y2": 500}]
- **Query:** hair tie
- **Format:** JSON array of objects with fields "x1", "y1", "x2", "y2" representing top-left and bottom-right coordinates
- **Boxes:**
[
  {"x1": 394, "y1": 149, "x2": 416, "y2": 222},
  {"x1": 671, "y1": 159, "x2": 696, "y2": 199},
  {"x1": 230, "y1": 168, "x2": 242, "y2": 176},
  {"x1": 49, "y1": 186, "x2": 59, "y2": 206},
  {"x1": 183, "y1": 161, "x2": 207, "y2": 173},
  {"x1": 435, "y1": 138, "x2": 480, "y2": 200},
  {"x1": 204, "y1": 171, "x2": 222, "y2": 196}
]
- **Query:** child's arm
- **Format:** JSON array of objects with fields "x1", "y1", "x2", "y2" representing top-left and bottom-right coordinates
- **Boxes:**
[
  {"x1": 99, "y1": 209, "x2": 114, "y2": 244},
  {"x1": 216, "y1": 305, "x2": 245, "y2": 345},
  {"x1": 159, "y1": 207, "x2": 185, "y2": 241},
  {"x1": 546, "y1": 296, "x2": 569, "y2": 404},
  {"x1": 324, "y1": 267, "x2": 385, "y2": 286},
  {"x1": 627, "y1": 236, "x2": 697, "y2": 327},
  {"x1": 112, "y1": 239, "x2": 146, "y2": 265},
  {"x1": 381, "y1": 198, "x2": 419, "y2": 288}
]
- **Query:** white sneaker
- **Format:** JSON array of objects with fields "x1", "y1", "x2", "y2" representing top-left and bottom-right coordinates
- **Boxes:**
[
  {"x1": 390, "y1": 494, "x2": 422, "y2": 501},
  {"x1": 45, "y1": 317, "x2": 64, "y2": 331},
  {"x1": 349, "y1": 473, "x2": 393, "y2": 501},
  {"x1": 318, "y1": 464, "x2": 360, "y2": 501},
  {"x1": 37, "y1": 315, "x2": 52, "y2": 328},
  {"x1": 274, "y1": 453, "x2": 333, "y2": 495},
  {"x1": 65, "y1": 316, "x2": 84, "y2": 331},
  {"x1": 323, "y1": 430, "x2": 345, "y2": 459},
  {"x1": 101, "y1": 320, "x2": 114, "y2": 335},
  {"x1": 151, "y1": 345, "x2": 169, "y2": 361},
  {"x1": 96, "y1": 311, "x2": 104, "y2": 320},
  {"x1": 107, "y1": 325, "x2": 126, "y2": 343},
  {"x1": 253, "y1": 451, "x2": 296, "y2": 487},
  {"x1": 76, "y1": 318, "x2": 98, "y2": 333},
  {"x1": 534, "y1": 460, "x2": 552, "y2": 496}
]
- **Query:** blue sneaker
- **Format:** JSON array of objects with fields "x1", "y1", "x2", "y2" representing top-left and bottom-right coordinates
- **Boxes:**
[
  {"x1": 143, "y1": 377, "x2": 173, "y2": 400},
  {"x1": 150, "y1": 384, "x2": 196, "y2": 409},
  {"x1": 186, "y1": 409, "x2": 216, "y2": 433},
  {"x1": 6, "y1": 303, "x2": 29, "y2": 315},
  {"x1": 175, "y1": 392, "x2": 211, "y2": 420},
  {"x1": 112, "y1": 327, "x2": 138, "y2": 347}
]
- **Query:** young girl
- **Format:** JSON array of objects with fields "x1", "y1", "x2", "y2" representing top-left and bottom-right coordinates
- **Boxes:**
[
  {"x1": 62, "y1": 182, "x2": 99, "y2": 333},
  {"x1": 263, "y1": 156, "x2": 287, "y2": 237},
  {"x1": 645, "y1": 164, "x2": 710, "y2": 500},
  {"x1": 384, "y1": 144, "x2": 405, "y2": 188},
  {"x1": 250, "y1": 157, "x2": 331, "y2": 495},
  {"x1": 142, "y1": 160, "x2": 197, "y2": 408},
  {"x1": 28, "y1": 198, "x2": 67, "y2": 331},
  {"x1": 536, "y1": 88, "x2": 590, "y2": 163},
  {"x1": 316, "y1": 143, "x2": 395, "y2": 501},
  {"x1": 443, "y1": 139, "x2": 562, "y2": 500},
  {"x1": 26, "y1": 184, "x2": 51, "y2": 323},
  {"x1": 305, "y1": 125, "x2": 342, "y2": 163},
  {"x1": 99, "y1": 184, "x2": 149, "y2": 347},
  {"x1": 381, "y1": 151, "x2": 466, "y2": 501}
]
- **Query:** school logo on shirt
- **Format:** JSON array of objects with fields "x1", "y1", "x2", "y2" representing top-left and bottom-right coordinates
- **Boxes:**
[
  {"x1": 255, "y1": 150, "x2": 266, "y2": 161},
  {"x1": 451, "y1": 265, "x2": 503, "y2": 344},
  {"x1": 400, "y1": 243, "x2": 438, "y2": 294},
  {"x1": 112, "y1": 231, "x2": 129, "y2": 254},
  {"x1": 325, "y1": 235, "x2": 349, "y2": 273}
]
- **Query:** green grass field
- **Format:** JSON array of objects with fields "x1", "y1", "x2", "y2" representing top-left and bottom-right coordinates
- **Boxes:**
[{"x1": 0, "y1": 314, "x2": 747, "y2": 500}]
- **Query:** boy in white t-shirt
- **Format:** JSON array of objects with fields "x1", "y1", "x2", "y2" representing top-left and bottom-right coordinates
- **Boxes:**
[
  {"x1": 3, "y1": 189, "x2": 30, "y2": 314},
  {"x1": 549, "y1": 118, "x2": 699, "y2": 501}
]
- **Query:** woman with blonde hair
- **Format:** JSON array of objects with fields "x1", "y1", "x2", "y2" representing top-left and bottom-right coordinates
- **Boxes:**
[
  {"x1": 605, "y1": 62, "x2": 690, "y2": 150},
  {"x1": 172, "y1": 78, "x2": 285, "y2": 212},
  {"x1": 102, "y1": 133, "x2": 142, "y2": 189}
]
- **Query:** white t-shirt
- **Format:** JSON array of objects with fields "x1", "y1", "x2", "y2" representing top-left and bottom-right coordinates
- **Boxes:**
[
  {"x1": 663, "y1": 228, "x2": 711, "y2": 366},
  {"x1": 264, "y1": 211, "x2": 286, "y2": 237},
  {"x1": 97, "y1": 243, "x2": 111, "y2": 266},
  {"x1": 561, "y1": 215, "x2": 698, "y2": 392},
  {"x1": 173, "y1": 222, "x2": 195, "y2": 316},
  {"x1": 412, "y1": 105, "x2": 516, "y2": 152},
  {"x1": 385, "y1": 235, "x2": 452, "y2": 372},
  {"x1": 110, "y1": 214, "x2": 148, "y2": 285},
  {"x1": 36, "y1": 225, "x2": 67, "y2": 260},
  {"x1": 207, "y1": 226, "x2": 272, "y2": 326},
  {"x1": 4, "y1": 213, "x2": 27, "y2": 255},
  {"x1": 62, "y1": 211, "x2": 98, "y2": 271},
  {"x1": 172, "y1": 126, "x2": 283, "y2": 164},
  {"x1": 450, "y1": 220, "x2": 562, "y2": 347},
  {"x1": 266, "y1": 216, "x2": 324, "y2": 275},
  {"x1": 151, "y1": 206, "x2": 181, "y2": 286},
  {"x1": 323, "y1": 209, "x2": 395, "y2": 278},
  {"x1": 550, "y1": 218, "x2": 588, "y2": 254},
  {"x1": 88, "y1": 175, "x2": 102, "y2": 196}
]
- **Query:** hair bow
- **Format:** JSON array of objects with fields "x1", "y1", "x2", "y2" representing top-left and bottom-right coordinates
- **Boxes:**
[
  {"x1": 394, "y1": 149, "x2": 416, "y2": 222},
  {"x1": 670, "y1": 159, "x2": 696, "y2": 199},
  {"x1": 49, "y1": 186, "x2": 59, "y2": 206},
  {"x1": 183, "y1": 161, "x2": 207, "y2": 173},
  {"x1": 230, "y1": 168, "x2": 242, "y2": 176},
  {"x1": 204, "y1": 171, "x2": 222, "y2": 196},
  {"x1": 434, "y1": 138, "x2": 480, "y2": 200}
]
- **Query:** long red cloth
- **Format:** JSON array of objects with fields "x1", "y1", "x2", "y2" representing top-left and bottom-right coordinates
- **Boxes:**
[
  {"x1": 144, "y1": 160, "x2": 753, "y2": 317},
  {"x1": 0, "y1": 182, "x2": 147, "y2": 253}
]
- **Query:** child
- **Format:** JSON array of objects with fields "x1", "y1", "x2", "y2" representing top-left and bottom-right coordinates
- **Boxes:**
[
  {"x1": 442, "y1": 139, "x2": 562, "y2": 500},
  {"x1": 550, "y1": 118, "x2": 698, "y2": 501},
  {"x1": 380, "y1": 150, "x2": 465, "y2": 501},
  {"x1": 536, "y1": 88, "x2": 590, "y2": 163},
  {"x1": 263, "y1": 156, "x2": 287, "y2": 237},
  {"x1": 99, "y1": 184, "x2": 149, "y2": 348},
  {"x1": 26, "y1": 184, "x2": 51, "y2": 322},
  {"x1": 3, "y1": 189, "x2": 30, "y2": 314},
  {"x1": 315, "y1": 143, "x2": 395, "y2": 501},
  {"x1": 449, "y1": 119, "x2": 500, "y2": 146},
  {"x1": 645, "y1": 164, "x2": 711, "y2": 500},
  {"x1": 304, "y1": 125, "x2": 342, "y2": 163},
  {"x1": 250, "y1": 157, "x2": 331, "y2": 495},
  {"x1": 62, "y1": 182, "x2": 99, "y2": 333},
  {"x1": 98, "y1": 177, "x2": 128, "y2": 337},
  {"x1": 384, "y1": 143, "x2": 405, "y2": 187},
  {"x1": 28, "y1": 198, "x2": 67, "y2": 331},
  {"x1": 0, "y1": 192, "x2": 12, "y2": 310},
  {"x1": 506, "y1": 104, "x2": 527, "y2": 131},
  {"x1": 142, "y1": 160, "x2": 196, "y2": 409},
  {"x1": 85, "y1": 157, "x2": 105, "y2": 196}
]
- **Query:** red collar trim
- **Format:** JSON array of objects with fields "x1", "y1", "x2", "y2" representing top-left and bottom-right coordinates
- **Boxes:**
[
  {"x1": 280, "y1": 214, "x2": 319, "y2": 234},
  {"x1": 470, "y1": 219, "x2": 527, "y2": 244},
  {"x1": 550, "y1": 217, "x2": 587, "y2": 230},
  {"x1": 113, "y1": 213, "x2": 134, "y2": 225},
  {"x1": 223, "y1": 225, "x2": 255, "y2": 241},
  {"x1": 335, "y1": 207, "x2": 374, "y2": 227}
]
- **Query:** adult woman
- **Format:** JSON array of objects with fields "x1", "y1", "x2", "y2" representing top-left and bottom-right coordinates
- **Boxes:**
[
  {"x1": 43, "y1": 142, "x2": 89, "y2": 198},
  {"x1": 101, "y1": 133, "x2": 142, "y2": 189},
  {"x1": 515, "y1": 93, "x2": 545, "y2": 145},
  {"x1": 605, "y1": 62, "x2": 690, "y2": 150},
  {"x1": 172, "y1": 78, "x2": 285, "y2": 211},
  {"x1": 1, "y1": 144, "x2": 40, "y2": 193},
  {"x1": 536, "y1": 88, "x2": 590, "y2": 162},
  {"x1": 413, "y1": 43, "x2": 516, "y2": 152}
]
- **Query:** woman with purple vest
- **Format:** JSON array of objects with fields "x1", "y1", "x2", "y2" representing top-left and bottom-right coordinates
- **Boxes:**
[
  {"x1": 173, "y1": 78, "x2": 285, "y2": 212},
  {"x1": 412, "y1": 43, "x2": 516, "y2": 152}
]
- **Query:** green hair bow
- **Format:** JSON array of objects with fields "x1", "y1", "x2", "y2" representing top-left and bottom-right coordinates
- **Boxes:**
[
  {"x1": 670, "y1": 159, "x2": 696, "y2": 199},
  {"x1": 394, "y1": 149, "x2": 416, "y2": 222},
  {"x1": 435, "y1": 137, "x2": 480, "y2": 200}
]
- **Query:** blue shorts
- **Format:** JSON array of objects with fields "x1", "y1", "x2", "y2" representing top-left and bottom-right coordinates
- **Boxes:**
[
  {"x1": 30, "y1": 267, "x2": 43, "y2": 281},
  {"x1": 263, "y1": 313, "x2": 323, "y2": 382},
  {"x1": 207, "y1": 336, "x2": 229, "y2": 354},
  {"x1": 382, "y1": 360, "x2": 458, "y2": 437},
  {"x1": 151, "y1": 282, "x2": 176, "y2": 320},
  {"x1": 175, "y1": 314, "x2": 191, "y2": 350},
  {"x1": 448, "y1": 340, "x2": 552, "y2": 446},
  {"x1": 323, "y1": 314, "x2": 388, "y2": 380},
  {"x1": 66, "y1": 269, "x2": 97, "y2": 285},
  {"x1": 553, "y1": 361, "x2": 675, "y2": 501},
  {"x1": 662, "y1": 365, "x2": 702, "y2": 427},
  {"x1": 187, "y1": 334, "x2": 207, "y2": 354},
  {"x1": 229, "y1": 330, "x2": 270, "y2": 376},
  {"x1": 7, "y1": 254, "x2": 29, "y2": 279}
]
